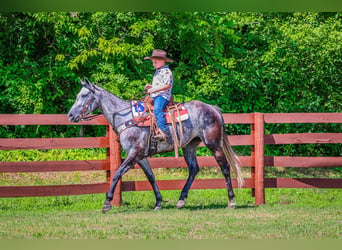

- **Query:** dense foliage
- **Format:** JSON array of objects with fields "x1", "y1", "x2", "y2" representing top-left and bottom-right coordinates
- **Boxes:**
[
  {"x1": 1, "y1": 12, "x2": 341, "y2": 113},
  {"x1": 0, "y1": 12, "x2": 341, "y2": 156}
]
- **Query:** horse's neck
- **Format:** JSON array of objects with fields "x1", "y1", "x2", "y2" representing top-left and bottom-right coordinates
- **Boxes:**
[{"x1": 97, "y1": 89, "x2": 131, "y2": 129}]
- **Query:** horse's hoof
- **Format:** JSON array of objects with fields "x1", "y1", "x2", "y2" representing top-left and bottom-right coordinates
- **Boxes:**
[
  {"x1": 102, "y1": 203, "x2": 112, "y2": 213},
  {"x1": 228, "y1": 202, "x2": 237, "y2": 209},
  {"x1": 154, "y1": 205, "x2": 162, "y2": 211},
  {"x1": 176, "y1": 200, "x2": 186, "y2": 208}
]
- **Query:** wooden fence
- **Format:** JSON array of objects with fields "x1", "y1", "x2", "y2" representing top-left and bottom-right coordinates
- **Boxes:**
[{"x1": 0, "y1": 113, "x2": 341, "y2": 206}]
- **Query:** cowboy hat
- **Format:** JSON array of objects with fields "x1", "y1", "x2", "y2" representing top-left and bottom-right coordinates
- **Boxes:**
[{"x1": 144, "y1": 49, "x2": 174, "y2": 62}]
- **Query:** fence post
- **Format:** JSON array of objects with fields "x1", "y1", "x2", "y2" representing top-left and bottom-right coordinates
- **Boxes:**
[
  {"x1": 250, "y1": 122, "x2": 256, "y2": 198},
  {"x1": 107, "y1": 124, "x2": 122, "y2": 206},
  {"x1": 254, "y1": 112, "x2": 265, "y2": 205}
]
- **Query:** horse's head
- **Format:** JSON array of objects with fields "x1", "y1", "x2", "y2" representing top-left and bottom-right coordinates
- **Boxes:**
[{"x1": 67, "y1": 78, "x2": 99, "y2": 122}]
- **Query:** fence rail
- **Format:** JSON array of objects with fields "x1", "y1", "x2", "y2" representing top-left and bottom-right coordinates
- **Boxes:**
[{"x1": 0, "y1": 113, "x2": 341, "y2": 206}]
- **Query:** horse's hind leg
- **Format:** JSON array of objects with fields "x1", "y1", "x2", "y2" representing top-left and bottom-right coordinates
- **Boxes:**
[
  {"x1": 200, "y1": 109, "x2": 237, "y2": 208},
  {"x1": 201, "y1": 129, "x2": 236, "y2": 207},
  {"x1": 212, "y1": 147, "x2": 236, "y2": 208},
  {"x1": 218, "y1": 152, "x2": 236, "y2": 208},
  {"x1": 177, "y1": 139, "x2": 201, "y2": 208},
  {"x1": 138, "y1": 158, "x2": 163, "y2": 210}
]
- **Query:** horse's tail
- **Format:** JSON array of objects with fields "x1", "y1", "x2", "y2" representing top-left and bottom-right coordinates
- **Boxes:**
[{"x1": 222, "y1": 130, "x2": 245, "y2": 188}]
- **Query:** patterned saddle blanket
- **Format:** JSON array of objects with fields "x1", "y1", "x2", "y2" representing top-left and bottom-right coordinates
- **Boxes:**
[
  {"x1": 131, "y1": 101, "x2": 189, "y2": 126},
  {"x1": 114, "y1": 100, "x2": 189, "y2": 158}
]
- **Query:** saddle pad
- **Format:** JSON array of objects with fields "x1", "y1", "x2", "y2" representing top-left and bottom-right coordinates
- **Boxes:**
[
  {"x1": 131, "y1": 101, "x2": 189, "y2": 126},
  {"x1": 132, "y1": 101, "x2": 149, "y2": 118}
]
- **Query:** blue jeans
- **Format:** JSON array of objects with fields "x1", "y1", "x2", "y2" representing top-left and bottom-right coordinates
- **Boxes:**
[{"x1": 154, "y1": 96, "x2": 169, "y2": 132}]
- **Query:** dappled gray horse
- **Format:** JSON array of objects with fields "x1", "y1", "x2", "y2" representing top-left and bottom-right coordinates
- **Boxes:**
[{"x1": 67, "y1": 78, "x2": 244, "y2": 213}]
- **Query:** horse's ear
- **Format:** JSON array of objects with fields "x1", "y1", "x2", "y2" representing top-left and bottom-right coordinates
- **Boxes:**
[
  {"x1": 80, "y1": 78, "x2": 87, "y2": 87},
  {"x1": 84, "y1": 77, "x2": 91, "y2": 84},
  {"x1": 81, "y1": 77, "x2": 95, "y2": 93}
]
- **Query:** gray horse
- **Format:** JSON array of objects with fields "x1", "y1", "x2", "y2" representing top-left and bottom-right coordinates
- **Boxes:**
[{"x1": 67, "y1": 78, "x2": 244, "y2": 213}]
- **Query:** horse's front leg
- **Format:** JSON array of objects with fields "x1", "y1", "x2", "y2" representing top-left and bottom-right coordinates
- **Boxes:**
[{"x1": 103, "y1": 153, "x2": 141, "y2": 213}]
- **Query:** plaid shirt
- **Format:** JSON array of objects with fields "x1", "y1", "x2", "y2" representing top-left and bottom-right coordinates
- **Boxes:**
[{"x1": 150, "y1": 65, "x2": 173, "y2": 101}]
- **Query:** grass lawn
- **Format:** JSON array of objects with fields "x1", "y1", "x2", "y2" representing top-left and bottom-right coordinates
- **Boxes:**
[
  {"x1": 0, "y1": 149, "x2": 341, "y2": 239},
  {"x1": 0, "y1": 188, "x2": 341, "y2": 239}
]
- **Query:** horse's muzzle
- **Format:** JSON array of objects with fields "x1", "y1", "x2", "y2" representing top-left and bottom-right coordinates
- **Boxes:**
[{"x1": 67, "y1": 112, "x2": 80, "y2": 122}]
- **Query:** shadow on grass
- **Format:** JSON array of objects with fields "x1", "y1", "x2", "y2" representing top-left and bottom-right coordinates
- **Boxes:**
[
  {"x1": 108, "y1": 201, "x2": 257, "y2": 214},
  {"x1": 172, "y1": 204, "x2": 258, "y2": 211}
]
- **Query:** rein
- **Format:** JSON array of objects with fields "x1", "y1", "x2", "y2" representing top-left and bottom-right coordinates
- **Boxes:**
[
  {"x1": 80, "y1": 114, "x2": 103, "y2": 121},
  {"x1": 80, "y1": 90, "x2": 145, "y2": 122},
  {"x1": 80, "y1": 105, "x2": 132, "y2": 122}
]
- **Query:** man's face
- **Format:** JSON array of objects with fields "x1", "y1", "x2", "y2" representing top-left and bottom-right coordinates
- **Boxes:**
[{"x1": 152, "y1": 58, "x2": 166, "y2": 69}]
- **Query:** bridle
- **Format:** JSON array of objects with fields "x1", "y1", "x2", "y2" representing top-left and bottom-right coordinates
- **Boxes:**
[
  {"x1": 79, "y1": 89, "x2": 140, "y2": 122},
  {"x1": 80, "y1": 99, "x2": 92, "y2": 117},
  {"x1": 79, "y1": 91, "x2": 102, "y2": 121}
]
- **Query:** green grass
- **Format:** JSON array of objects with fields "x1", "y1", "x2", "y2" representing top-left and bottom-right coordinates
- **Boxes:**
[
  {"x1": 0, "y1": 188, "x2": 341, "y2": 239},
  {"x1": 0, "y1": 149, "x2": 341, "y2": 239}
]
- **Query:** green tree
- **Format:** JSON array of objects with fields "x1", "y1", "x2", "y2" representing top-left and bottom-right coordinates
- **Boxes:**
[{"x1": 0, "y1": 12, "x2": 341, "y2": 144}]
